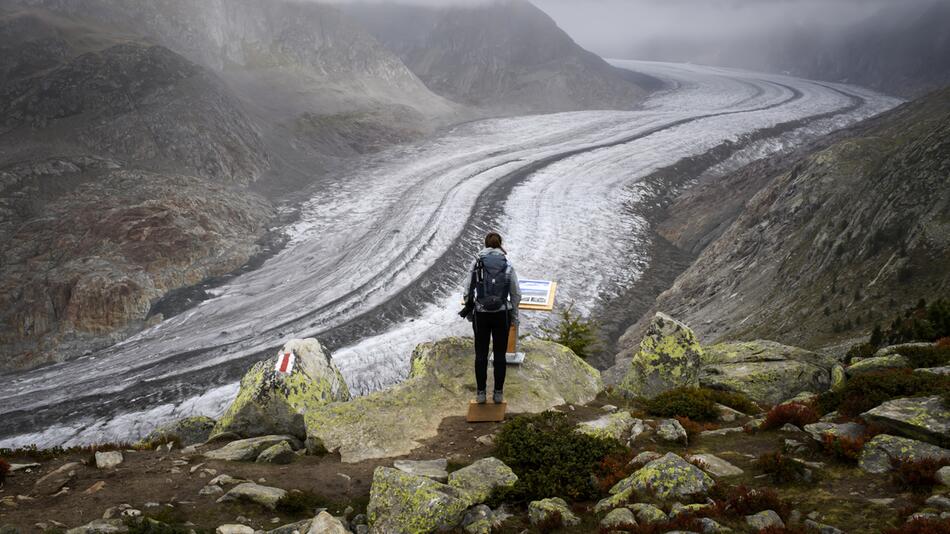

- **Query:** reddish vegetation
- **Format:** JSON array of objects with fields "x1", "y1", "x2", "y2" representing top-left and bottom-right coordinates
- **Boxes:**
[
  {"x1": 675, "y1": 416, "x2": 719, "y2": 440},
  {"x1": 0, "y1": 458, "x2": 9, "y2": 486},
  {"x1": 884, "y1": 517, "x2": 950, "y2": 534},
  {"x1": 936, "y1": 337, "x2": 950, "y2": 348},
  {"x1": 761, "y1": 402, "x2": 820, "y2": 430},
  {"x1": 821, "y1": 434, "x2": 866, "y2": 463},
  {"x1": 890, "y1": 456, "x2": 950, "y2": 492},
  {"x1": 713, "y1": 485, "x2": 792, "y2": 520},
  {"x1": 595, "y1": 450, "x2": 636, "y2": 493}
]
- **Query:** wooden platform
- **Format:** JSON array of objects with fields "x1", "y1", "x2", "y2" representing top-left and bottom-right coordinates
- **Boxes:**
[{"x1": 466, "y1": 400, "x2": 507, "y2": 422}]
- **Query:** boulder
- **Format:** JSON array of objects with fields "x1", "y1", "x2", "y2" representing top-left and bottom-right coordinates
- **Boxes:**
[
  {"x1": 688, "y1": 454, "x2": 744, "y2": 477},
  {"x1": 267, "y1": 520, "x2": 312, "y2": 534},
  {"x1": 938, "y1": 466, "x2": 950, "y2": 486},
  {"x1": 527, "y1": 498, "x2": 580, "y2": 528},
  {"x1": 699, "y1": 340, "x2": 835, "y2": 405},
  {"x1": 601, "y1": 508, "x2": 636, "y2": 529},
  {"x1": 628, "y1": 503, "x2": 667, "y2": 524},
  {"x1": 95, "y1": 451, "x2": 123, "y2": 469},
  {"x1": 802, "y1": 422, "x2": 866, "y2": 443},
  {"x1": 657, "y1": 419, "x2": 687, "y2": 444},
  {"x1": 630, "y1": 451, "x2": 662, "y2": 466},
  {"x1": 575, "y1": 412, "x2": 637, "y2": 442},
  {"x1": 746, "y1": 510, "x2": 783, "y2": 530},
  {"x1": 142, "y1": 416, "x2": 216, "y2": 447},
  {"x1": 847, "y1": 355, "x2": 910, "y2": 376},
  {"x1": 875, "y1": 342, "x2": 934, "y2": 358},
  {"x1": 859, "y1": 434, "x2": 950, "y2": 474},
  {"x1": 216, "y1": 483, "x2": 287, "y2": 510},
  {"x1": 256, "y1": 441, "x2": 295, "y2": 465},
  {"x1": 306, "y1": 338, "x2": 602, "y2": 462},
  {"x1": 65, "y1": 519, "x2": 128, "y2": 534},
  {"x1": 697, "y1": 517, "x2": 731, "y2": 533},
  {"x1": 619, "y1": 313, "x2": 702, "y2": 399},
  {"x1": 393, "y1": 459, "x2": 449, "y2": 483},
  {"x1": 34, "y1": 462, "x2": 80, "y2": 495},
  {"x1": 366, "y1": 467, "x2": 469, "y2": 533},
  {"x1": 307, "y1": 512, "x2": 348, "y2": 534},
  {"x1": 612, "y1": 452, "x2": 714, "y2": 500},
  {"x1": 861, "y1": 396, "x2": 950, "y2": 447},
  {"x1": 213, "y1": 338, "x2": 350, "y2": 440},
  {"x1": 216, "y1": 526, "x2": 254, "y2": 534},
  {"x1": 205, "y1": 435, "x2": 302, "y2": 462},
  {"x1": 915, "y1": 366, "x2": 950, "y2": 376},
  {"x1": 447, "y1": 457, "x2": 517, "y2": 503},
  {"x1": 460, "y1": 505, "x2": 495, "y2": 534}
]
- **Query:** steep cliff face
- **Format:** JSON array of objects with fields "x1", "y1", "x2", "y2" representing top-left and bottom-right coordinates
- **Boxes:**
[
  {"x1": 346, "y1": 0, "x2": 648, "y2": 114},
  {"x1": 0, "y1": 11, "x2": 273, "y2": 370},
  {"x1": 620, "y1": 87, "x2": 950, "y2": 355}
]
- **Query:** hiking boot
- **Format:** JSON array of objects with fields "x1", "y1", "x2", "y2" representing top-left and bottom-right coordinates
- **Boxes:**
[
  {"x1": 476, "y1": 390, "x2": 487, "y2": 404},
  {"x1": 493, "y1": 390, "x2": 504, "y2": 403}
]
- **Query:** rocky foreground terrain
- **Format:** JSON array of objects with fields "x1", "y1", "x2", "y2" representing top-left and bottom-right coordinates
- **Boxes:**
[{"x1": 2, "y1": 309, "x2": 950, "y2": 533}]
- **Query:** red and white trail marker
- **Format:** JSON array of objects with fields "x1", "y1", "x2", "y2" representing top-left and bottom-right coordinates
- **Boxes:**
[{"x1": 275, "y1": 350, "x2": 296, "y2": 375}]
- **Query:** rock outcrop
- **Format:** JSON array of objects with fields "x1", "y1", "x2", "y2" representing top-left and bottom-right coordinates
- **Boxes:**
[
  {"x1": 700, "y1": 340, "x2": 836, "y2": 405},
  {"x1": 859, "y1": 434, "x2": 950, "y2": 474},
  {"x1": 212, "y1": 339, "x2": 350, "y2": 440},
  {"x1": 366, "y1": 467, "x2": 470, "y2": 534},
  {"x1": 142, "y1": 416, "x2": 216, "y2": 447},
  {"x1": 619, "y1": 313, "x2": 702, "y2": 399},
  {"x1": 304, "y1": 337, "x2": 602, "y2": 462},
  {"x1": 609, "y1": 452, "x2": 714, "y2": 501},
  {"x1": 861, "y1": 396, "x2": 950, "y2": 448}
]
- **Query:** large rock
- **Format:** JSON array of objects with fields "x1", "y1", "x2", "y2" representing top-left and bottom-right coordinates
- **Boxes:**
[
  {"x1": 447, "y1": 457, "x2": 517, "y2": 504},
  {"x1": 611, "y1": 452, "x2": 714, "y2": 500},
  {"x1": 393, "y1": 459, "x2": 449, "y2": 483},
  {"x1": 216, "y1": 483, "x2": 287, "y2": 510},
  {"x1": 213, "y1": 339, "x2": 350, "y2": 440},
  {"x1": 575, "y1": 411, "x2": 637, "y2": 442},
  {"x1": 307, "y1": 512, "x2": 348, "y2": 534},
  {"x1": 847, "y1": 355, "x2": 910, "y2": 376},
  {"x1": 65, "y1": 519, "x2": 128, "y2": 534},
  {"x1": 256, "y1": 441, "x2": 295, "y2": 464},
  {"x1": 688, "y1": 454, "x2": 743, "y2": 477},
  {"x1": 875, "y1": 343, "x2": 935, "y2": 358},
  {"x1": 34, "y1": 462, "x2": 80, "y2": 495},
  {"x1": 601, "y1": 508, "x2": 636, "y2": 529},
  {"x1": 619, "y1": 313, "x2": 702, "y2": 399},
  {"x1": 859, "y1": 434, "x2": 950, "y2": 474},
  {"x1": 746, "y1": 510, "x2": 784, "y2": 530},
  {"x1": 95, "y1": 451, "x2": 123, "y2": 469},
  {"x1": 657, "y1": 419, "x2": 688, "y2": 444},
  {"x1": 861, "y1": 396, "x2": 950, "y2": 448},
  {"x1": 802, "y1": 422, "x2": 866, "y2": 443},
  {"x1": 204, "y1": 435, "x2": 301, "y2": 462},
  {"x1": 699, "y1": 340, "x2": 835, "y2": 405},
  {"x1": 366, "y1": 467, "x2": 469, "y2": 534},
  {"x1": 305, "y1": 338, "x2": 603, "y2": 462},
  {"x1": 142, "y1": 416, "x2": 216, "y2": 446},
  {"x1": 527, "y1": 498, "x2": 580, "y2": 528}
]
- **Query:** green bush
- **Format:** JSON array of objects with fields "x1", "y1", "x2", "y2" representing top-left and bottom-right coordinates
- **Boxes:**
[
  {"x1": 898, "y1": 345, "x2": 950, "y2": 368},
  {"x1": 846, "y1": 342, "x2": 877, "y2": 363},
  {"x1": 755, "y1": 452, "x2": 809, "y2": 484},
  {"x1": 817, "y1": 369, "x2": 950, "y2": 417},
  {"x1": 540, "y1": 304, "x2": 602, "y2": 360},
  {"x1": 644, "y1": 387, "x2": 756, "y2": 421},
  {"x1": 491, "y1": 411, "x2": 625, "y2": 503},
  {"x1": 884, "y1": 298, "x2": 950, "y2": 345}
]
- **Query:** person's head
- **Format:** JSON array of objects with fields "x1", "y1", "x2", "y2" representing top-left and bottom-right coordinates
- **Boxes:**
[{"x1": 484, "y1": 232, "x2": 506, "y2": 253}]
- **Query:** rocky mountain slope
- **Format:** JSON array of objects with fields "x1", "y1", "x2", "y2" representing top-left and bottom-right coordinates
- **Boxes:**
[
  {"x1": 0, "y1": 9, "x2": 273, "y2": 370},
  {"x1": 345, "y1": 0, "x2": 649, "y2": 114},
  {"x1": 618, "y1": 86, "x2": 950, "y2": 357}
]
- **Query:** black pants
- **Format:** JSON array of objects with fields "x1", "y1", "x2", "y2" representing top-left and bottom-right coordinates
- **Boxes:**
[{"x1": 473, "y1": 311, "x2": 509, "y2": 392}]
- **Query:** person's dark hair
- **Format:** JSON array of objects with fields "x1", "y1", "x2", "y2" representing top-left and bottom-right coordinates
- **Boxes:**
[{"x1": 485, "y1": 232, "x2": 506, "y2": 254}]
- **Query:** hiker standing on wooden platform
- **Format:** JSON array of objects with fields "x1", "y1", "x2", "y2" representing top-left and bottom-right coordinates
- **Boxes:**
[{"x1": 460, "y1": 232, "x2": 521, "y2": 404}]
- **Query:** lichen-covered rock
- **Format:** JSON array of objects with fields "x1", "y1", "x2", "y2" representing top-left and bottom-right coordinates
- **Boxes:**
[
  {"x1": 697, "y1": 517, "x2": 731, "y2": 533},
  {"x1": 527, "y1": 498, "x2": 580, "y2": 528},
  {"x1": 657, "y1": 418, "x2": 687, "y2": 444},
  {"x1": 859, "y1": 434, "x2": 950, "y2": 474},
  {"x1": 255, "y1": 441, "x2": 295, "y2": 464},
  {"x1": 367, "y1": 467, "x2": 469, "y2": 534},
  {"x1": 213, "y1": 338, "x2": 350, "y2": 439},
  {"x1": 65, "y1": 519, "x2": 128, "y2": 534},
  {"x1": 447, "y1": 457, "x2": 517, "y2": 503},
  {"x1": 612, "y1": 452, "x2": 714, "y2": 500},
  {"x1": 593, "y1": 490, "x2": 631, "y2": 514},
  {"x1": 746, "y1": 510, "x2": 783, "y2": 530},
  {"x1": 847, "y1": 354, "x2": 910, "y2": 376},
  {"x1": 802, "y1": 422, "x2": 866, "y2": 443},
  {"x1": 601, "y1": 508, "x2": 636, "y2": 529},
  {"x1": 576, "y1": 411, "x2": 637, "y2": 442},
  {"x1": 204, "y1": 435, "x2": 301, "y2": 462},
  {"x1": 875, "y1": 342, "x2": 934, "y2": 358},
  {"x1": 699, "y1": 340, "x2": 835, "y2": 405},
  {"x1": 628, "y1": 503, "x2": 667, "y2": 524},
  {"x1": 831, "y1": 365, "x2": 846, "y2": 391},
  {"x1": 460, "y1": 505, "x2": 495, "y2": 534},
  {"x1": 861, "y1": 396, "x2": 950, "y2": 447},
  {"x1": 216, "y1": 482, "x2": 287, "y2": 510},
  {"x1": 143, "y1": 416, "x2": 216, "y2": 446},
  {"x1": 306, "y1": 337, "x2": 602, "y2": 462},
  {"x1": 393, "y1": 459, "x2": 449, "y2": 483},
  {"x1": 619, "y1": 313, "x2": 702, "y2": 399},
  {"x1": 688, "y1": 454, "x2": 743, "y2": 477}
]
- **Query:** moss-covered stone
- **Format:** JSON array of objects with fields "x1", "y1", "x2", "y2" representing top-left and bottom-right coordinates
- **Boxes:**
[
  {"x1": 861, "y1": 396, "x2": 950, "y2": 447},
  {"x1": 601, "y1": 507, "x2": 636, "y2": 529},
  {"x1": 366, "y1": 467, "x2": 469, "y2": 534},
  {"x1": 142, "y1": 415, "x2": 216, "y2": 447},
  {"x1": 619, "y1": 313, "x2": 702, "y2": 399},
  {"x1": 628, "y1": 503, "x2": 667, "y2": 524},
  {"x1": 213, "y1": 338, "x2": 349, "y2": 439},
  {"x1": 612, "y1": 452, "x2": 714, "y2": 500},
  {"x1": 847, "y1": 354, "x2": 910, "y2": 376},
  {"x1": 575, "y1": 411, "x2": 637, "y2": 442},
  {"x1": 699, "y1": 340, "x2": 835, "y2": 405},
  {"x1": 204, "y1": 435, "x2": 301, "y2": 462},
  {"x1": 859, "y1": 434, "x2": 950, "y2": 474},
  {"x1": 528, "y1": 497, "x2": 580, "y2": 527},
  {"x1": 447, "y1": 457, "x2": 517, "y2": 504},
  {"x1": 305, "y1": 337, "x2": 603, "y2": 462}
]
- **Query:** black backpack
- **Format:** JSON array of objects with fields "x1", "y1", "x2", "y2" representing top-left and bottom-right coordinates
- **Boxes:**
[{"x1": 474, "y1": 255, "x2": 510, "y2": 312}]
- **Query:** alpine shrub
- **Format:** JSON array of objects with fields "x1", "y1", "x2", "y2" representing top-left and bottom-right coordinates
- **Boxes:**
[
  {"x1": 816, "y1": 369, "x2": 950, "y2": 417},
  {"x1": 644, "y1": 387, "x2": 719, "y2": 421},
  {"x1": 712, "y1": 485, "x2": 791, "y2": 521},
  {"x1": 493, "y1": 411, "x2": 626, "y2": 503},
  {"x1": 676, "y1": 416, "x2": 718, "y2": 441},
  {"x1": 707, "y1": 389, "x2": 759, "y2": 415},
  {"x1": 898, "y1": 345, "x2": 950, "y2": 368},
  {"x1": 884, "y1": 517, "x2": 950, "y2": 534},
  {"x1": 595, "y1": 450, "x2": 636, "y2": 493},
  {"x1": 755, "y1": 451, "x2": 809, "y2": 484},
  {"x1": 890, "y1": 456, "x2": 950, "y2": 493},
  {"x1": 761, "y1": 402, "x2": 819, "y2": 430},
  {"x1": 0, "y1": 458, "x2": 8, "y2": 486},
  {"x1": 540, "y1": 304, "x2": 602, "y2": 360},
  {"x1": 820, "y1": 434, "x2": 865, "y2": 463}
]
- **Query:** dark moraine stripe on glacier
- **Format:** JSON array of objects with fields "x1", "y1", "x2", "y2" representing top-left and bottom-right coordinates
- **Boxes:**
[{"x1": 0, "y1": 81, "x2": 865, "y2": 441}]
